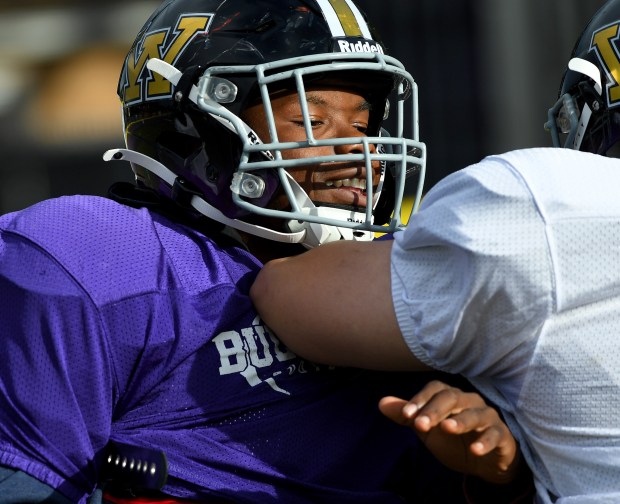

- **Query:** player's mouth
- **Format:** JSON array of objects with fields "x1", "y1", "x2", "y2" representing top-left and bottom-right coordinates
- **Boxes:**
[
  {"x1": 319, "y1": 176, "x2": 374, "y2": 208},
  {"x1": 324, "y1": 177, "x2": 367, "y2": 190}
]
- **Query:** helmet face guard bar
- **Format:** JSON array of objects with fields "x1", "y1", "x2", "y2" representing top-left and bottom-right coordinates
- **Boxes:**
[
  {"x1": 546, "y1": 93, "x2": 583, "y2": 149},
  {"x1": 195, "y1": 51, "x2": 426, "y2": 234}
]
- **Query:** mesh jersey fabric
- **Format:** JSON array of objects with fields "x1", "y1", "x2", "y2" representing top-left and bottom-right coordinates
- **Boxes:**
[
  {"x1": 0, "y1": 194, "x2": 461, "y2": 503},
  {"x1": 390, "y1": 147, "x2": 620, "y2": 503}
]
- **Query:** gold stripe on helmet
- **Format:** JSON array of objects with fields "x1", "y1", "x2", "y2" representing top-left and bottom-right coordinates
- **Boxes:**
[{"x1": 327, "y1": 0, "x2": 364, "y2": 37}]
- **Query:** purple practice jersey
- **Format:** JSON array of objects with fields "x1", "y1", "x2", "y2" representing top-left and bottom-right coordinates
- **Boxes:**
[{"x1": 0, "y1": 195, "x2": 460, "y2": 503}]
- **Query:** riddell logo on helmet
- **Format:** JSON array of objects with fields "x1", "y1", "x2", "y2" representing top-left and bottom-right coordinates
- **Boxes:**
[{"x1": 336, "y1": 38, "x2": 384, "y2": 55}]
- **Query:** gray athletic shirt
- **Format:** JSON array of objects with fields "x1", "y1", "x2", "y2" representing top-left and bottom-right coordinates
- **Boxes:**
[{"x1": 391, "y1": 147, "x2": 620, "y2": 503}]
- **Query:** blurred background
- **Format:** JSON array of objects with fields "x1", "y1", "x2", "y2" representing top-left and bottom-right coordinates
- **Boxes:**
[{"x1": 0, "y1": 0, "x2": 607, "y2": 214}]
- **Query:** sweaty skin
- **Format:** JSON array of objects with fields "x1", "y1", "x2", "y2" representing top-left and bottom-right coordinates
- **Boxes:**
[
  {"x1": 242, "y1": 87, "x2": 381, "y2": 211},
  {"x1": 239, "y1": 88, "x2": 383, "y2": 263},
  {"x1": 250, "y1": 239, "x2": 422, "y2": 370}
]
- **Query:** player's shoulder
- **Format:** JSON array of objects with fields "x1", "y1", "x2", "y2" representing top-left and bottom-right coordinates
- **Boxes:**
[
  {"x1": 0, "y1": 194, "x2": 159, "y2": 251},
  {"x1": 0, "y1": 194, "x2": 258, "y2": 303},
  {"x1": 481, "y1": 148, "x2": 620, "y2": 216},
  {"x1": 0, "y1": 195, "x2": 194, "y2": 303},
  {"x1": 487, "y1": 146, "x2": 616, "y2": 164},
  {"x1": 477, "y1": 147, "x2": 620, "y2": 181},
  {"x1": 430, "y1": 147, "x2": 619, "y2": 202}
]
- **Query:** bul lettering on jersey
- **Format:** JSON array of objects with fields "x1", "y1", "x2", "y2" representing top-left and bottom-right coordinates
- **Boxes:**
[
  {"x1": 591, "y1": 22, "x2": 620, "y2": 107},
  {"x1": 213, "y1": 317, "x2": 297, "y2": 395},
  {"x1": 120, "y1": 14, "x2": 213, "y2": 105}
]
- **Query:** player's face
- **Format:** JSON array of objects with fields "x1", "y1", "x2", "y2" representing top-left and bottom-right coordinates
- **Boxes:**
[{"x1": 242, "y1": 86, "x2": 381, "y2": 210}]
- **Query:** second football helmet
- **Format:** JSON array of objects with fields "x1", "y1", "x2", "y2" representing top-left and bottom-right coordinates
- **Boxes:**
[
  {"x1": 546, "y1": 0, "x2": 620, "y2": 155},
  {"x1": 105, "y1": 0, "x2": 425, "y2": 248}
]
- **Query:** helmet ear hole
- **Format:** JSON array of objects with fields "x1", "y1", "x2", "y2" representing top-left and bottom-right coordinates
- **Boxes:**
[{"x1": 158, "y1": 131, "x2": 204, "y2": 161}]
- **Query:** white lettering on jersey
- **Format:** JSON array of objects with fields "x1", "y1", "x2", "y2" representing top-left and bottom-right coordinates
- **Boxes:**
[{"x1": 213, "y1": 316, "x2": 296, "y2": 395}]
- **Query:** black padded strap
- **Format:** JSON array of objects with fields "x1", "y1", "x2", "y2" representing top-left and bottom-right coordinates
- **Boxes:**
[{"x1": 100, "y1": 441, "x2": 168, "y2": 492}]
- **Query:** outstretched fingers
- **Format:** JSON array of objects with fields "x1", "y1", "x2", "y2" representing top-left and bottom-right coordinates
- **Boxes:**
[
  {"x1": 381, "y1": 380, "x2": 486, "y2": 432},
  {"x1": 379, "y1": 380, "x2": 520, "y2": 483}
]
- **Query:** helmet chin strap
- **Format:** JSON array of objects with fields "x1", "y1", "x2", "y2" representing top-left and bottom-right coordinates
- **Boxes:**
[
  {"x1": 282, "y1": 174, "x2": 373, "y2": 248},
  {"x1": 103, "y1": 148, "x2": 372, "y2": 248},
  {"x1": 287, "y1": 207, "x2": 373, "y2": 249}
]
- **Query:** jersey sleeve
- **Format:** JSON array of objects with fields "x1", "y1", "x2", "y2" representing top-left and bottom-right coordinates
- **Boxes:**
[
  {"x1": 0, "y1": 230, "x2": 115, "y2": 500},
  {"x1": 390, "y1": 156, "x2": 553, "y2": 382}
]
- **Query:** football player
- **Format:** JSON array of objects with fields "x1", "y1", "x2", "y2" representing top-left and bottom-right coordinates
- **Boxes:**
[{"x1": 0, "y1": 0, "x2": 527, "y2": 503}]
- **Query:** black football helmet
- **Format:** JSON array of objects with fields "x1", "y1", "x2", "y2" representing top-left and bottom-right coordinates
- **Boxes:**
[
  {"x1": 546, "y1": 0, "x2": 620, "y2": 155},
  {"x1": 105, "y1": 0, "x2": 425, "y2": 248}
]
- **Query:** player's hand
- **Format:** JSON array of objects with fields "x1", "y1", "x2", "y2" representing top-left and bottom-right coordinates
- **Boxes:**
[{"x1": 379, "y1": 380, "x2": 522, "y2": 485}]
